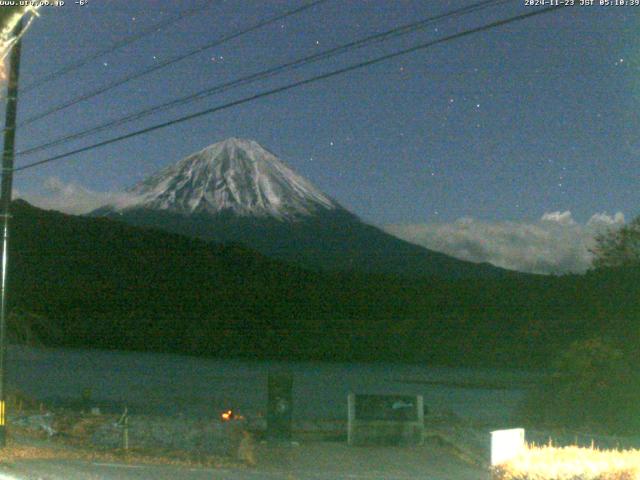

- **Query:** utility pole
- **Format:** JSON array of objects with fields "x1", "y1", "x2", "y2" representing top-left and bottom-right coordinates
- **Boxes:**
[{"x1": 0, "y1": 18, "x2": 23, "y2": 447}]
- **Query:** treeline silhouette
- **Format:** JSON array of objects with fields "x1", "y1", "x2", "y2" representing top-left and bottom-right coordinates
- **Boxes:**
[{"x1": 7, "y1": 200, "x2": 638, "y2": 369}]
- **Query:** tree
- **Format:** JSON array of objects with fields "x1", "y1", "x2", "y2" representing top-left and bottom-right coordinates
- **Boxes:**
[
  {"x1": 591, "y1": 217, "x2": 640, "y2": 269},
  {"x1": 519, "y1": 338, "x2": 640, "y2": 433}
]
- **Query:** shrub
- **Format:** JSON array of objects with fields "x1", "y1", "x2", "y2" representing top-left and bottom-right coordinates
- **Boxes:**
[
  {"x1": 519, "y1": 338, "x2": 640, "y2": 434},
  {"x1": 493, "y1": 445, "x2": 640, "y2": 480}
]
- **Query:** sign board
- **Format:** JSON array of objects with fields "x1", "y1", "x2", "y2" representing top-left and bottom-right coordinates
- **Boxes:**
[
  {"x1": 490, "y1": 428, "x2": 525, "y2": 466},
  {"x1": 354, "y1": 394, "x2": 420, "y2": 421},
  {"x1": 348, "y1": 393, "x2": 423, "y2": 446}
]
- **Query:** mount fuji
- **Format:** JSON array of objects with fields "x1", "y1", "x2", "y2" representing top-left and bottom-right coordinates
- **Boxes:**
[
  {"x1": 93, "y1": 138, "x2": 506, "y2": 278},
  {"x1": 106, "y1": 138, "x2": 338, "y2": 219}
]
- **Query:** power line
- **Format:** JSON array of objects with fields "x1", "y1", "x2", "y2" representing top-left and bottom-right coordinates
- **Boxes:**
[
  {"x1": 22, "y1": 1, "x2": 219, "y2": 94},
  {"x1": 16, "y1": 0, "x2": 512, "y2": 158},
  {"x1": 16, "y1": 0, "x2": 330, "y2": 129},
  {"x1": 14, "y1": 4, "x2": 567, "y2": 174}
]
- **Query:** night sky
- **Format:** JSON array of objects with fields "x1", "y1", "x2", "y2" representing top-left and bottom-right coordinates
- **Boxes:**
[{"x1": 8, "y1": 0, "x2": 637, "y2": 228}]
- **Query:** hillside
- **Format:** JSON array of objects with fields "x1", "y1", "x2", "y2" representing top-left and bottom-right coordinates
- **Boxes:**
[{"x1": 6, "y1": 200, "x2": 636, "y2": 368}]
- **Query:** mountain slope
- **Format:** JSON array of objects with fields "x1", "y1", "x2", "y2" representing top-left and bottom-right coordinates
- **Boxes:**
[{"x1": 94, "y1": 138, "x2": 510, "y2": 278}]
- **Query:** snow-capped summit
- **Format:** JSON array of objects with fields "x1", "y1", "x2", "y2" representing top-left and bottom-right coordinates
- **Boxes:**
[{"x1": 111, "y1": 138, "x2": 338, "y2": 219}]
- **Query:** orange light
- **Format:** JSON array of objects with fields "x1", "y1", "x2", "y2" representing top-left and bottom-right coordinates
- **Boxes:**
[{"x1": 221, "y1": 409, "x2": 233, "y2": 421}]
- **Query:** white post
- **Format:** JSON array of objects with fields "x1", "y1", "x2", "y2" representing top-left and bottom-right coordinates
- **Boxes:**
[{"x1": 490, "y1": 428, "x2": 525, "y2": 466}]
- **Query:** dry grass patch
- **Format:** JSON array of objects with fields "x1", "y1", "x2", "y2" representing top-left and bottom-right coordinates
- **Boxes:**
[
  {"x1": 493, "y1": 444, "x2": 640, "y2": 480},
  {"x1": 5, "y1": 410, "x2": 254, "y2": 469},
  {"x1": 0, "y1": 441, "x2": 68, "y2": 463},
  {"x1": 0, "y1": 428, "x2": 241, "y2": 470},
  {"x1": 0, "y1": 438, "x2": 241, "y2": 469}
]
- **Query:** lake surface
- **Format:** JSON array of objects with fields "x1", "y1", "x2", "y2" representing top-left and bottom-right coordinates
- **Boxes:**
[{"x1": 6, "y1": 346, "x2": 537, "y2": 427}]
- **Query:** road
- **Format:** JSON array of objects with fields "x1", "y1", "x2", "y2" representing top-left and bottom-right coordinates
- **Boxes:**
[
  {"x1": 0, "y1": 441, "x2": 489, "y2": 479},
  {"x1": 0, "y1": 460, "x2": 487, "y2": 480}
]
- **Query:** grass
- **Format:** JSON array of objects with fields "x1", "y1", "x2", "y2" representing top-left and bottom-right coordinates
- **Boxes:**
[
  {"x1": 0, "y1": 433, "x2": 242, "y2": 469},
  {"x1": 493, "y1": 444, "x2": 640, "y2": 480},
  {"x1": 1, "y1": 417, "x2": 244, "y2": 470}
]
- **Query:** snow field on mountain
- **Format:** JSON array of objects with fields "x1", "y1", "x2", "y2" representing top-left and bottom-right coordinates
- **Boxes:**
[{"x1": 110, "y1": 138, "x2": 338, "y2": 219}]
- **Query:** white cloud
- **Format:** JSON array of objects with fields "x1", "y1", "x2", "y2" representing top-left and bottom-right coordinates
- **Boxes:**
[
  {"x1": 16, "y1": 176, "x2": 127, "y2": 215},
  {"x1": 586, "y1": 212, "x2": 625, "y2": 227},
  {"x1": 385, "y1": 211, "x2": 626, "y2": 275},
  {"x1": 541, "y1": 210, "x2": 576, "y2": 226}
]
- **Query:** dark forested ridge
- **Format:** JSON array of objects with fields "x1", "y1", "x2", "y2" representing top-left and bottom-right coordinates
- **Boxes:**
[
  {"x1": 92, "y1": 207, "x2": 511, "y2": 280},
  {"x1": 8, "y1": 200, "x2": 639, "y2": 368}
]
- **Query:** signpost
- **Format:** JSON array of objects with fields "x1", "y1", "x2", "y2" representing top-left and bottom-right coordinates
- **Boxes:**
[{"x1": 267, "y1": 372, "x2": 293, "y2": 440}]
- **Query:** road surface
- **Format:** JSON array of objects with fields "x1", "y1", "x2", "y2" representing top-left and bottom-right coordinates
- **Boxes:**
[{"x1": 0, "y1": 441, "x2": 489, "y2": 479}]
